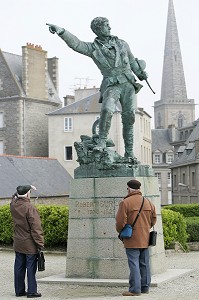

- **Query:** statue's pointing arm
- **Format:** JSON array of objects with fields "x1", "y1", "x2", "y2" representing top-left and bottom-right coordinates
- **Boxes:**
[{"x1": 46, "y1": 23, "x2": 92, "y2": 56}]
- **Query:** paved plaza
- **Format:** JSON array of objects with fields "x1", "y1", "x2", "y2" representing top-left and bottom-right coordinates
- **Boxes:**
[{"x1": 1, "y1": 248, "x2": 199, "y2": 300}]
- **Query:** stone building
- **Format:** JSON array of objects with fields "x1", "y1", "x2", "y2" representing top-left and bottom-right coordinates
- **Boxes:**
[
  {"x1": 0, "y1": 43, "x2": 62, "y2": 157},
  {"x1": 170, "y1": 119, "x2": 199, "y2": 204},
  {"x1": 48, "y1": 88, "x2": 152, "y2": 177},
  {"x1": 152, "y1": 0, "x2": 195, "y2": 205}
]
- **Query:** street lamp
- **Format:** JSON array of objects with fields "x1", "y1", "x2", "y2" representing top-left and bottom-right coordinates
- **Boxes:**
[{"x1": 178, "y1": 183, "x2": 189, "y2": 192}]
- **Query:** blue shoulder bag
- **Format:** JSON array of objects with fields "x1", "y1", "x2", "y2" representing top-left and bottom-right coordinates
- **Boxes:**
[{"x1": 119, "y1": 197, "x2": 145, "y2": 239}]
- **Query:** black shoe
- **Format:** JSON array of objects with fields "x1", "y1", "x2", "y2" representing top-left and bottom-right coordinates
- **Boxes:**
[
  {"x1": 27, "y1": 293, "x2": 42, "y2": 298},
  {"x1": 16, "y1": 292, "x2": 27, "y2": 297}
]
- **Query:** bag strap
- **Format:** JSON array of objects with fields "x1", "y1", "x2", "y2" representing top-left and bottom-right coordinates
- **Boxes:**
[{"x1": 131, "y1": 197, "x2": 145, "y2": 228}]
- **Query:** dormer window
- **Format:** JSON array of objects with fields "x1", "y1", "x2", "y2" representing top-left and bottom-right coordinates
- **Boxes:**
[
  {"x1": 185, "y1": 142, "x2": 194, "y2": 156},
  {"x1": 177, "y1": 145, "x2": 185, "y2": 158},
  {"x1": 155, "y1": 154, "x2": 161, "y2": 163},
  {"x1": 167, "y1": 154, "x2": 174, "y2": 164}
]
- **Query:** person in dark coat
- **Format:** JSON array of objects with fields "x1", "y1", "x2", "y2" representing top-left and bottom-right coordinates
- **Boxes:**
[
  {"x1": 116, "y1": 179, "x2": 156, "y2": 296},
  {"x1": 10, "y1": 185, "x2": 44, "y2": 298}
]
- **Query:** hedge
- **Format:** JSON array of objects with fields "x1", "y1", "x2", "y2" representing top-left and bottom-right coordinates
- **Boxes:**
[
  {"x1": 186, "y1": 217, "x2": 199, "y2": 242},
  {"x1": 161, "y1": 209, "x2": 188, "y2": 250},
  {"x1": 0, "y1": 204, "x2": 69, "y2": 247},
  {"x1": 163, "y1": 204, "x2": 199, "y2": 217},
  {"x1": 163, "y1": 204, "x2": 199, "y2": 244}
]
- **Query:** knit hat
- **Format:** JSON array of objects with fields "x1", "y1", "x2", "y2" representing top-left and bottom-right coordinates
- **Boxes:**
[
  {"x1": 16, "y1": 185, "x2": 37, "y2": 196},
  {"x1": 127, "y1": 179, "x2": 141, "y2": 190}
]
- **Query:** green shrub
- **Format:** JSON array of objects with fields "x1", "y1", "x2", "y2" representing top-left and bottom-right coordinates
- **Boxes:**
[
  {"x1": 161, "y1": 209, "x2": 188, "y2": 250},
  {"x1": 0, "y1": 204, "x2": 69, "y2": 247},
  {"x1": 0, "y1": 204, "x2": 13, "y2": 244},
  {"x1": 163, "y1": 204, "x2": 199, "y2": 217},
  {"x1": 37, "y1": 205, "x2": 69, "y2": 247},
  {"x1": 186, "y1": 217, "x2": 199, "y2": 242}
]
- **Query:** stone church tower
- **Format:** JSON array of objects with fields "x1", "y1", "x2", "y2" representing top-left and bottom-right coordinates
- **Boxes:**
[
  {"x1": 154, "y1": 0, "x2": 195, "y2": 129},
  {"x1": 0, "y1": 43, "x2": 61, "y2": 156}
]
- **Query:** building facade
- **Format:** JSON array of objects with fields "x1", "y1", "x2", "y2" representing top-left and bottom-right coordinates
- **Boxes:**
[
  {"x1": 0, "y1": 44, "x2": 62, "y2": 157},
  {"x1": 48, "y1": 88, "x2": 152, "y2": 177},
  {"x1": 170, "y1": 120, "x2": 199, "y2": 204}
]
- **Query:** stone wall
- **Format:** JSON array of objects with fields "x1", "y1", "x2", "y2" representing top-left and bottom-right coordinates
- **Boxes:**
[{"x1": 0, "y1": 98, "x2": 59, "y2": 156}]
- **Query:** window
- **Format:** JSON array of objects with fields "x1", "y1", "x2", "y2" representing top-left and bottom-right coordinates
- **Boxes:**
[
  {"x1": 64, "y1": 117, "x2": 73, "y2": 132},
  {"x1": 182, "y1": 173, "x2": 186, "y2": 184},
  {"x1": 192, "y1": 172, "x2": 195, "y2": 188},
  {"x1": 0, "y1": 112, "x2": 3, "y2": 128},
  {"x1": 179, "y1": 131, "x2": 184, "y2": 140},
  {"x1": 154, "y1": 154, "x2": 161, "y2": 164},
  {"x1": 178, "y1": 114, "x2": 184, "y2": 128},
  {"x1": 0, "y1": 141, "x2": 3, "y2": 154},
  {"x1": 168, "y1": 172, "x2": 171, "y2": 185},
  {"x1": 65, "y1": 146, "x2": 73, "y2": 160},
  {"x1": 155, "y1": 172, "x2": 161, "y2": 184},
  {"x1": 174, "y1": 174, "x2": 177, "y2": 188},
  {"x1": 157, "y1": 112, "x2": 162, "y2": 128},
  {"x1": 167, "y1": 154, "x2": 173, "y2": 164}
]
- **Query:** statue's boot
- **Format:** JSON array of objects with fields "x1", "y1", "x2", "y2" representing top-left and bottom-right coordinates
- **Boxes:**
[
  {"x1": 123, "y1": 130, "x2": 134, "y2": 159},
  {"x1": 122, "y1": 111, "x2": 135, "y2": 159},
  {"x1": 94, "y1": 111, "x2": 113, "y2": 151}
]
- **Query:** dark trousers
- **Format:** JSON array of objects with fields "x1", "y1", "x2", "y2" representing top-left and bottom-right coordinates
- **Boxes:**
[
  {"x1": 125, "y1": 248, "x2": 151, "y2": 294},
  {"x1": 14, "y1": 252, "x2": 38, "y2": 295}
]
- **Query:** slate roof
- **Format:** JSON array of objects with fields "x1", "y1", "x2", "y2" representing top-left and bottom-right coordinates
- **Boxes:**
[
  {"x1": 0, "y1": 155, "x2": 72, "y2": 198},
  {"x1": 2, "y1": 51, "x2": 61, "y2": 104},
  {"x1": 152, "y1": 129, "x2": 173, "y2": 152},
  {"x1": 171, "y1": 120, "x2": 199, "y2": 167},
  {"x1": 47, "y1": 92, "x2": 121, "y2": 115}
]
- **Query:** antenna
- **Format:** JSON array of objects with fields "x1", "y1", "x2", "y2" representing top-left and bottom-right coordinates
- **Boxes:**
[{"x1": 74, "y1": 77, "x2": 95, "y2": 89}]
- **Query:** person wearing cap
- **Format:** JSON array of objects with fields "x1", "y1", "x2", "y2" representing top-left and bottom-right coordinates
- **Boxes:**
[
  {"x1": 116, "y1": 179, "x2": 156, "y2": 296},
  {"x1": 10, "y1": 185, "x2": 44, "y2": 298}
]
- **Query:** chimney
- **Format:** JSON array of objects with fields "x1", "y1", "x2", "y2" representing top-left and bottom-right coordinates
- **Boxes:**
[
  {"x1": 22, "y1": 43, "x2": 48, "y2": 100},
  {"x1": 48, "y1": 57, "x2": 59, "y2": 93}
]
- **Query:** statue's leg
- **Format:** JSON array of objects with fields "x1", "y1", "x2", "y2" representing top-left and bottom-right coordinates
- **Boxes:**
[
  {"x1": 97, "y1": 86, "x2": 120, "y2": 149},
  {"x1": 120, "y1": 83, "x2": 136, "y2": 158}
]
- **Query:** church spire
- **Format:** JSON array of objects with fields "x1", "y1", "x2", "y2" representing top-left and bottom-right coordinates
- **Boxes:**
[
  {"x1": 160, "y1": 0, "x2": 187, "y2": 103},
  {"x1": 154, "y1": 0, "x2": 195, "y2": 129}
]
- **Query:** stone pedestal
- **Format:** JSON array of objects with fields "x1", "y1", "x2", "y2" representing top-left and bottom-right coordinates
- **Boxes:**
[{"x1": 66, "y1": 176, "x2": 166, "y2": 279}]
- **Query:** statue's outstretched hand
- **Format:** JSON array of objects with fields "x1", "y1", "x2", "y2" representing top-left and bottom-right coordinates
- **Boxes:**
[{"x1": 46, "y1": 23, "x2": 65, "y2": 35}]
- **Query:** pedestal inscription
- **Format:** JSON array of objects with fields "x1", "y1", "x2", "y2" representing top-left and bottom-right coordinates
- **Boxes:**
[{"x1": 70, "y1": 199, "x2": 118, "y2": 218}]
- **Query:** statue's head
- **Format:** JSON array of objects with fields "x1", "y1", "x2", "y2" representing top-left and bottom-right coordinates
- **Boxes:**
[{"x1": 90, "y1": 17, "x2": 109, "y2": 36}]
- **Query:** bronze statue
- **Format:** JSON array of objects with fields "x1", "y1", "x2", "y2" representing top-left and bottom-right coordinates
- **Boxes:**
[{"x1": 47, "y1": 17, "x2": 148, "y2": 160}]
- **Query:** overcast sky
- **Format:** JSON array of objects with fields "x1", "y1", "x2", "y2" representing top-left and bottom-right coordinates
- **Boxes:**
[{"x1": 1, "y1": 0, "x2": 199, "y2": 126}]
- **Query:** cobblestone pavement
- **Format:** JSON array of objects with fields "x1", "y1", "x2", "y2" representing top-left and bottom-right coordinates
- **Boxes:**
[{"x1": 1, "y1": 249, "x2": 199, "y2": 300}]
